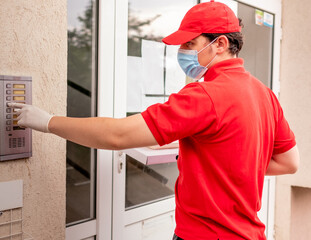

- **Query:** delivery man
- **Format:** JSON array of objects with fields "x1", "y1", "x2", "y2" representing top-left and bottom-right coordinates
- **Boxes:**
[{"x1": 9, "y1": 1, "x2": 299, "y2": 239}]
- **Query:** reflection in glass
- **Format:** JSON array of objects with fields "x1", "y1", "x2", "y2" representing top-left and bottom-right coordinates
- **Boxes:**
[
  {"x1": 126, "y1": 0, "x2": 196, "y2": 210},
  {"x1": 126, "y1": 155, "x2": 178, "y2": 210},
  {"x1": 66, "y1": 0, "x2": 97, "y2": 225},
  {"x1": 128, "y1": 0, "x2": 197, "y2": 57}
]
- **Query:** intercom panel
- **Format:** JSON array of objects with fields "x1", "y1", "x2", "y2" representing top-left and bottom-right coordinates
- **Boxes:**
[{"x1": 0, "y1": 75, "x2": 32, "y2": 161}]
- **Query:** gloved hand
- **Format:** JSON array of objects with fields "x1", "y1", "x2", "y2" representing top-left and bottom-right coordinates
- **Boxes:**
[{"x1": 8, "y1": 103, "x2": 53, "y2": 133}]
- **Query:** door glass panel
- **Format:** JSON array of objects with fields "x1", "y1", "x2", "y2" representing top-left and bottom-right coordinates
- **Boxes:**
[
  {"x1": 126, "y1": 0, "x2": 197, "y2": 210},
  {"x1": 67, "y1": 0, "x2": 97, "y2": 225},
  {"x1": 126, "y1": 156, "x2": 178, "y2": 209},
  {"x1": 237, "y1": 3, "x2": 274, "y2": 88}
]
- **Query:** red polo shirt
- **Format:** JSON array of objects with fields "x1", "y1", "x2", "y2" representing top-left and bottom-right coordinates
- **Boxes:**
[{"x1": 141, "y1": 58, "x2": 296, "y2": 240}]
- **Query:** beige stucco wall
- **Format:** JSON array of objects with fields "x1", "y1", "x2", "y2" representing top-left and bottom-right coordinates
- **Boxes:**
[
  {"x1": 277, "y1": 0, "x2": 311, "y2": 239},
  {"x1": 290, "y1": 187, "x2": 311, "y2": 240},
  {"x1": 0, "y1": 0, "x2": 67, "y2": 239}
]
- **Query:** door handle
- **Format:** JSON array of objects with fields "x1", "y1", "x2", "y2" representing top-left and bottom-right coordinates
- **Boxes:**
[{"x1": 117, "y1": 151, "x2": 125, "y2": 173}]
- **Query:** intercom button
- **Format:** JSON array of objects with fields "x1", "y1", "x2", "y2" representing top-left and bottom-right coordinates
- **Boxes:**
[
  {"x1": 6, "y1": 115, "x2": 11, "y2": 119},
  {"x1": 6, "y1": 83, "x2": 11, "y2": 88},
  {"x1": 6, "y1": 90, "x2": 11, "y2": 94},
  {"x1": 6, "y1": 96, "x2": 12, "y2": 101},
  {"x1": 6, "y1": 108, "x2": 11, "y2": 113},
  {"x1": 6, "y1": 126, "x2": 11, "y2": 131},
  {"x1": 6, "y1": 120, "x2": 11, "y2": 125}
]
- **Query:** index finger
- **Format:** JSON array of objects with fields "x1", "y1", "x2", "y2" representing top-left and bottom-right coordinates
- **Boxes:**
[{"x1": 7, "y1": 102, "x2": 26, "y2": 109}]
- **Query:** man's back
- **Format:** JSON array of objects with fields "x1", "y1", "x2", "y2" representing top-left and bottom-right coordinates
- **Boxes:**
[{"x1": 142, "y1": 58, "x2": 296, "y2": 239}]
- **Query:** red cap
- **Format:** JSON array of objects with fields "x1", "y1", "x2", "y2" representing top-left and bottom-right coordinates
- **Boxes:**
[{"x1": 162, "y1": 0, "x2": 241, "y2": 45}]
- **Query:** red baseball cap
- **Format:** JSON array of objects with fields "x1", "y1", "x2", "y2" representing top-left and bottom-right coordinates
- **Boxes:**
[{"x1": 162, "y1": 0, "x2": 241, "y2": 45}]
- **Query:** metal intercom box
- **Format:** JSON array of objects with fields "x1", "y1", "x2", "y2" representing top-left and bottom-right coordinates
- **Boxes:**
[{"x1": 0, "y1": 75, "x2": 32, "y2": 161}]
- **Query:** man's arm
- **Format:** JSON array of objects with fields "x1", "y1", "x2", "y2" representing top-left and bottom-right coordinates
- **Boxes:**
[
  {"x1": 265, "y1": 145, "x2": 300, "y2": 176},
  {"x1": 8, "y1": 102, "x2": 158, "y2": 150},
  {"x1": 48, "y1": 114, "x2": 158, "y2": 150}
]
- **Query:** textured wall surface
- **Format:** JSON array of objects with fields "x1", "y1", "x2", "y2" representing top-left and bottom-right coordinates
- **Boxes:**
[
  {"x1": 290, "y1": 187, "x2": 311, "y2": 240},
  {"x1": 0, "y1": 0, "x2": 67, "y2": 239},
  {"x1": 276, "y1": 0, "x2": 311, "y2": 239}
]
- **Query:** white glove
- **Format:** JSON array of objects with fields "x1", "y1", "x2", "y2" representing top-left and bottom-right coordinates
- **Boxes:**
[{"x1": 8, "y1": 103, "x2": 53, "y2": 133}]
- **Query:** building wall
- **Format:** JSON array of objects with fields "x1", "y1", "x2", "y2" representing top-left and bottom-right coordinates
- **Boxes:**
[
  {"x1": 276, "y1": 0, "x2": 311, "y2": 239},
  {"x1": 290, "y1": 187, "x2": 311, "y2": 240},
  {"x1": 0, "y1": 0, "x2": 67, "y2": 239}
]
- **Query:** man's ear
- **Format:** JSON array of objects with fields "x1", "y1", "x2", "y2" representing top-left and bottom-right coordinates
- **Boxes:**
[{"x1": 215, "y1": 35, "x2": 230, "y2": 54}]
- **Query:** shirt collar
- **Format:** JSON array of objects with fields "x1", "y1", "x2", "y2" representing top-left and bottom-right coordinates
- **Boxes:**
[{"x1": 204, "y1": 58, "x2": 245, "y2": 82}]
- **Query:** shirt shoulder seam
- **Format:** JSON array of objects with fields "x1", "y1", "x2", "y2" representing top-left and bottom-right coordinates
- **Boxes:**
[{"x1": 196, "y1": 83, "x2": 220, "y2": 129}]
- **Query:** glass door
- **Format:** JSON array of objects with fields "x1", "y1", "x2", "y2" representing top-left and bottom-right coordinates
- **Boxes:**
[
  {"x1": 126, "y1": 0, "x2": 198, "y2": 210},
  {"x1": 66, "y1": 0, "x2": 98, "y2": 238},
  {"x1": 237, "y1": 3, "x2": 274, "y2": 88},
  {"x1": 113, "y1": 1, "x2": 197, "y2": 240}
]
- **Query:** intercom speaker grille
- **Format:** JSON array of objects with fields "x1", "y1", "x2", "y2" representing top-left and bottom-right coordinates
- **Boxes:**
[{"x1": 9, "y1": 137, "x2": 25, "y2": 148}]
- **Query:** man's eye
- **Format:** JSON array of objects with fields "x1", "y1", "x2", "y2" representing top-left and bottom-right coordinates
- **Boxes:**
[{"x1": 186, "y1": 42, "x2": 193, "y2": 47}]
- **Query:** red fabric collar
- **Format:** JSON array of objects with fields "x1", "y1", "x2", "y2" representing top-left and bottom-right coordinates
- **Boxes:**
[{"x1": 204, "y1": 58, "x2": 245, "y2": 81}]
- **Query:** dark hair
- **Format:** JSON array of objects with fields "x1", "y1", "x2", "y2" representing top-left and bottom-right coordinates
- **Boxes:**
[{"x1": 201, "y1": 18, "x2": 244, "y2": 56}]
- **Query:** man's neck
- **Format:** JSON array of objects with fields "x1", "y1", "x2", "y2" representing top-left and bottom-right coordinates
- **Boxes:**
[{"x1": 209, "y1": 53, "x2": 236, "y2": 68}]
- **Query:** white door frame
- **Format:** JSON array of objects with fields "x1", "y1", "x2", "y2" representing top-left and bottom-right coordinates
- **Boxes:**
[
  {"x1": 96, "y1": 0, "x2": 117, "y2": 239},
  {"x1": 66, "y1": 0, "x2": 116, "y2": 239},
  {"x1": 111, "y1": 0, "x2": 128, "y2": 239}
]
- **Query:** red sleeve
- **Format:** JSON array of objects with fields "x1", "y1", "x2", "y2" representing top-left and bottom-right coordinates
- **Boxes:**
[
  {"x1": 141, "y1": 83, "x2": 218, "y2": 146},
  {"x1": 272, "y1": 94, "x2": 296, "y2": 155}
]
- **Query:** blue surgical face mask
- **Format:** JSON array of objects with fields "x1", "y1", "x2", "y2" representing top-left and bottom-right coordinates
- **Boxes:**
[{"x1": 177, "y1": 37, "x2": 218, "y2": 81}]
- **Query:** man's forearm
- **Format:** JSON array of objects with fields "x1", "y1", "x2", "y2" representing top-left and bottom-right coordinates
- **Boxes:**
[
  {"x1": 265, "y1": 146, "x2": 299, "y2": 176},
  {"x1": 265, "y1": 159, "x2": 295, "y2": 176},
  {"x1": 49, "y1": 116, "x2": 121, "y2": 149},
  {"x1": 48, "y1": 114, "x2": 158, "y2": 150}
]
